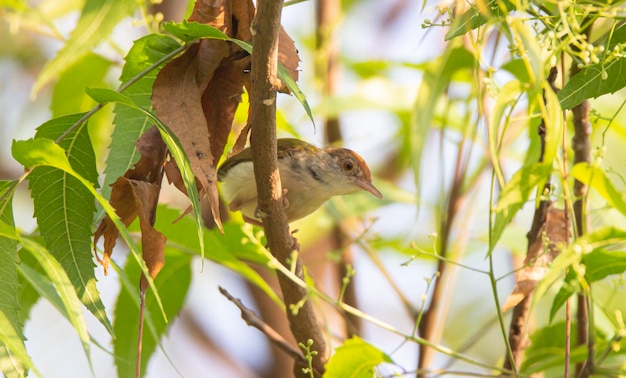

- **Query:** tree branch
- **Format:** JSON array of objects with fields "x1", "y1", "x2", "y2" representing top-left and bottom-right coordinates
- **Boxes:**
[
  {"x1": 570, "y1": 51, "x2": 593, "y2": 378},
  {"x1": 249, "y1": 1, "x2": 327, "y2": 376},
  {"x1": 503, "y1": 66, "x2": 559, "y2": 373},
  {"x1": 219, "y1": 286, "x2": 324, "y2": 376}
]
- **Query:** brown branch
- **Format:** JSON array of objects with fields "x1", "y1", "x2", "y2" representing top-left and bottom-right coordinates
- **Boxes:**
[
  {"x1": 571, "y1": 54, "x2": 593, "y2": 378},
  {"x1": 565, "y1": 18, "x2": 593, "y2": 377},
  {"x1": 502, "y1": 200, "x2": 551, "y2": 373},
  {"x1": 218, "y1": 287, "x2": 324, "y2": 376},
  {"x1": 249, "y1": 1, "x2": 327, "y2": 376},
  {"x1": 502, "y1": 67, "x2": 559, "y2": 373},
  {"x1": 244, "y1": 266, "x2": 296, "y2": 378}
]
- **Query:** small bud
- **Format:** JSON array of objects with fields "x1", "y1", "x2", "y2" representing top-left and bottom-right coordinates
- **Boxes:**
[{"x1": 601, "y1": 69, "x2": 608, "y2": 80}]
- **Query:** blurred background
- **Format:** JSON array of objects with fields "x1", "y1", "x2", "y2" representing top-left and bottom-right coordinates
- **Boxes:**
[{"x1": 3, "y1": 0, "x2": 626, "y2": 377}]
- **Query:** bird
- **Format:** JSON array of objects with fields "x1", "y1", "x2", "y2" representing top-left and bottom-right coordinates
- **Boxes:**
[{"x1": 217, "y1": 138, "x2": 382, "y2": 225}]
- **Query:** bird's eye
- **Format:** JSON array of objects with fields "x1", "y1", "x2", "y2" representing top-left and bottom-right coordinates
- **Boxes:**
[{"x1": 343, "y1": 160, "x2": 354, "y2": 172}]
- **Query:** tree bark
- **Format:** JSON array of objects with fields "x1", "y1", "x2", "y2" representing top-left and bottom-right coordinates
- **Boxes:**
[
  {"x1": 249, "y1": 0, "x2": 328, "y2": 376},
  {"x1": 503, "y1": 67, "x2": 559, "y2": 373}
]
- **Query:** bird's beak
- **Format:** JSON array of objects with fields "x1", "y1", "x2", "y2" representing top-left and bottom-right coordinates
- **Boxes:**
[{"x1": 357, "y1": 180, "x2": 383, "y2": 199}]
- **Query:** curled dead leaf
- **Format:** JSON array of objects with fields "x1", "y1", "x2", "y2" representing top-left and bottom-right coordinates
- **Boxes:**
[
  {"x1": 152, "y1": 40, "x2": 228, "y2": 232},
  {"x1": 93, "y1": 177, "x2": 165, "y2": 287},
  {"x1": 94, "y1": 127, "x2": 166, "y2": 275},
  {"x1": 189, "y1": 0, "x2": 228, "y2": 28},
  {"x1": 277, "y1": 26, "x2": 299, "y2": 90}
]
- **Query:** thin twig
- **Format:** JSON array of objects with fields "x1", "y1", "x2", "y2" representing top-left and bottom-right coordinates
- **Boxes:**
[
  {"x1": 136, "y1": 288, "x2": 146, "y2": 378},
  {"x1": 218, "y1": 286, "x2": 323, "y2": 375}
]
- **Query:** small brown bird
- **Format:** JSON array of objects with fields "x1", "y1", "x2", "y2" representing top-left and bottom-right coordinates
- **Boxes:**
[{"x1": 217, "y1": 138, "x2": 382, "y2": 225}]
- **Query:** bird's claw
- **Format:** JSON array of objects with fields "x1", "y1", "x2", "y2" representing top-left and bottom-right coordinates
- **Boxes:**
[
  {"x1": 290, "y1": 228, "x2": 300, "y2": 250},
  {"x1": 254, "y1": 207, "x2": 269, "y2": 220},
  {"x1": 281, "y1": 188, "x2": 289, "y2": 209}
]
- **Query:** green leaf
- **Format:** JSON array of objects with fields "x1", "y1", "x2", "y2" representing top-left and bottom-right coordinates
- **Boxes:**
[
  {"x1": 34, "y1": 114, "x2": 99, "y2": 184},
  {"x1": 584, "y1": 249, "x2": 626, "y2": 281},
  {"x1": 278, "y1": 63, "x2": 315, "y2": 127},
  {"x1": 18, "y1": 262, "x2": 68, "y2": 319},
  {"x1": 577, "y1": 226, "x2": 626, "y2": 248},
  {"x1": 550, "y1": 249, "x2": 626, "y2": 320},
  {"x1": 162, "y1": 20, "x2": 229, "y2": 42},
  {"x1": 151, "y1": 206, "x2": 281, "y2": 306},
  {"x1": 501, "y1": 59, "x2": 531, "y2": 84},
  {"x1": 521, "y1": 321, "x2": 586, "y2": 374},
  {"x1": 18, "y1": 115, "x2": 112, "y2": 337},
  {"x1": 32, "y1": 0, "x2": 137, "y2": 95},
  {"x1": 51, "y1": 53, "x2": 111, "y2": 117},
  {"x1": 0, "y1": 310, "x2": 39, "y2": 378},
  {"x1": 510, "y1": 17, "x2": 546, "y2": 87},
  {"x1": 604, "y1": 23, "x2": 626, "y2": 50},
  {"x1": 549, "y1": 268, "x2": 578, "y2": 322},
  {"x1": 13, "y1": 133, "x2": 168, "y2": 321},
  {"x1": 0, "y1": 181, "x2": 29, "y2": 378},
  {"x1": 559, "y1": 57, "x2": 626, "y2": 109},
  {"x1": 541, "y1": 83, "x2": 564, "y2": 167},
  {"x1": 489, "y1": 163, "x2": 551, "y2": 254},
  {"x1": 18, "y1": 237, "x2": 92, "y2": 372},
  {"x1": 12, "y1": 138, "x2": 73, "y2": 171},
  {"x1": 0, "y1": 181, "x2": 20, "y2": 337},
  {"x1": 16, "y1": 243, "x2": 42, "y2": 325},
  {"x1": 87, "y1": 87, "x2": 134, "y2": 106},
  {"x1": 323, "y1": 336, "x2": 394, "y2": 378},
  {"x1": 538, "y1": 226, "x2": 626, "y2": 315},
  {"x1": 17, "y1": 245, "x2": 111, "y2": 365},
  {"x1": 445, "y1": 0, "x2": 514, "y2": 41},
  {"x1": 488, "y1": 80, "x2": 524, "y2": 187},
  {"x1": 572, "y1": 162, "x2": 626, "y2": 218},
  {"x1": 113, "y1": 249, "x2": 191, "y2": 378},
  {"x1": 102, "y1": 33, "x2": 181, "y2": 200}
]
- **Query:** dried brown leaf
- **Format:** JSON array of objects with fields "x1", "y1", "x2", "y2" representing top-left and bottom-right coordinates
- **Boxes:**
[
  {"x1": 502, "y1": 208, "x2": 569, "y2": 311},
  {"x1": 232, "y1": 0, "x2": 254, "y2": 41},
  {"x1": 93, "y1": 177, "x2": 165, "y2": 282},
  {"x1": 126, "y1": 126, "x2": 167, "y2": 181},
  {"x1": 94, "y1": 127, "x2": 166, "y2": 274},
  {"x1": 232, "y1": 119, "x2": 251, "y2": 156},
  {"x1": 131, "y1": 180, "x2": 167, "y2": 291},
  {"x1": 163, "y1": 159, "x2": 186, "y2": 194},
  {"x1": 202, "y1": 54, "x2": 250, "y2": 162},
  {"x1": 93, "y1": 194, "x2": 127, "y2": 275},
  {"x1": 189, "y1": 0, "x2": 229, "y2": 29},
  {"x1": 232, "y1": 0, "x2": 298, "y2": 92},
  {"x1": 278, "y1": 27, "x2": 299, "y2": 84},
  {"x1": 152, "y1": 40, "x2": 228, "y2": 232}
]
